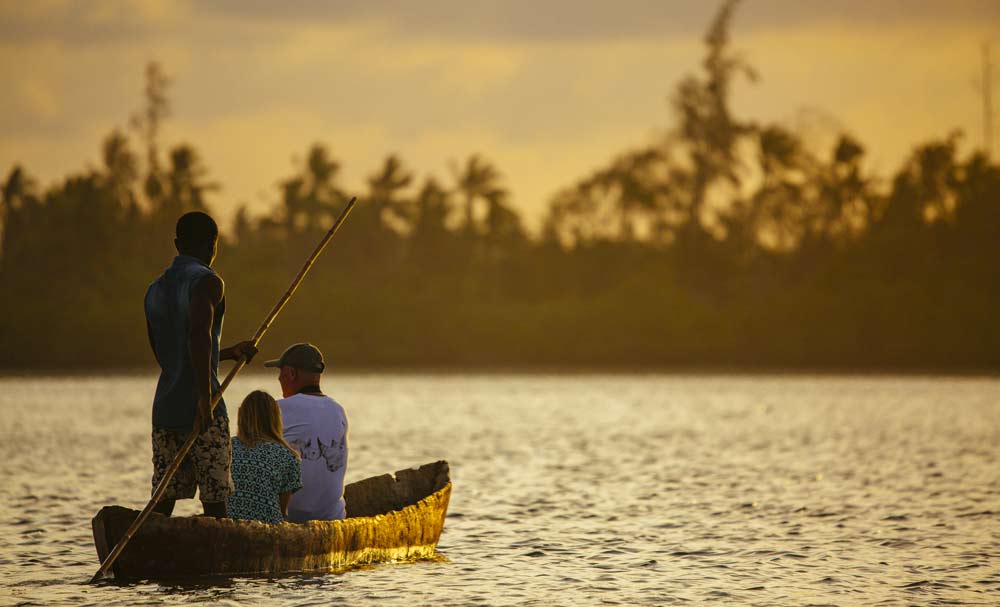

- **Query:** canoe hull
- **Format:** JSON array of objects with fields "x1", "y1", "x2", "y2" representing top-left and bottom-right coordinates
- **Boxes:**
[{"x1": 93, "y1": 460, "x2": 451, "y2": 580}]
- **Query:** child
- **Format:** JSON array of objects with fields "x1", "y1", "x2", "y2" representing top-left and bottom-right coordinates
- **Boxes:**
[{"x1": 228, "y1": 390, "x2": 302, "y2": 524}]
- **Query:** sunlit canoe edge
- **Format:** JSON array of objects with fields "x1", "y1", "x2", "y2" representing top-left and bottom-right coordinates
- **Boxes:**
[{"x1": 92, "y1": 460, "x2": 451, "y2": 581}]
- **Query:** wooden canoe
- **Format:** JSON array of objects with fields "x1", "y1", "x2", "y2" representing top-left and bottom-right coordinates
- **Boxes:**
[{"x1": 92, "y1": 460, "x2": 451, "y2": 580}]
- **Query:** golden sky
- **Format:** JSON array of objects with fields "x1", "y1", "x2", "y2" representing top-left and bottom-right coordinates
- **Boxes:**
[{"x1": 1, "y1": 1, "x2": 997, "y2": 229}]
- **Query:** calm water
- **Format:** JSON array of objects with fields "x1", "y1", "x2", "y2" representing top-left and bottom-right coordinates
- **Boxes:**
[{"x1": 1, "y1": 373, "x2": 998, "y2": 606}]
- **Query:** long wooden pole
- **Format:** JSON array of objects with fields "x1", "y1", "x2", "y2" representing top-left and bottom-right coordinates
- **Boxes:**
[{"x1": 90, "y1": 197, "x2": 357, "y2": 583}]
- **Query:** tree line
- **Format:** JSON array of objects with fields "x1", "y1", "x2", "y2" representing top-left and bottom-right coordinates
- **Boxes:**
[{"x1": 2, "y1": 0, "x2": 998, "y2": 371}]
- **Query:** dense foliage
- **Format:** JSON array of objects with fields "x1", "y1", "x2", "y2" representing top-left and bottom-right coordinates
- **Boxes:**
[{"x1": 2, "y1": 1, "x2": 998, "y2": 370}]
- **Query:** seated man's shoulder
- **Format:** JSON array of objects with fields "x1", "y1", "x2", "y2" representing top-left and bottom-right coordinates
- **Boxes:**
[
  {"x1": 319, "y1": 396, "x2": 346, "y2": 417},
  {"x1": 279, "y1": 394, "x2": 345, "y2": 415},
  {"x1": 328, "y1": 398, "x2": 347, "y2": 419}
]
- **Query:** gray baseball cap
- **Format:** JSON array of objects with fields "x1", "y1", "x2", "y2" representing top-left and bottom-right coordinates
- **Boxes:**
[{"x1": 263, "y1": 343, "x2": 325, "y2": 373}]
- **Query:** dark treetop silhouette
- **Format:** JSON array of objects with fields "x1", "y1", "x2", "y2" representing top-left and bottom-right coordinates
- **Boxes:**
[{"x1": 1, "y1": 0, "x2": 998, "y2": 372}]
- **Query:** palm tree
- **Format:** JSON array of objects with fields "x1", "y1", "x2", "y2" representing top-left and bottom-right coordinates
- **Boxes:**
[
  {"x1": 483, "y1": 188, "x2": 525, "y2": 257},
  {"x1": 601, "y1": 148, "x2": 672, "y2": 241},
  {"x1": 279, "y1": 175, "x2": 306, "y2": 234},
  {"x1": 1, "y1": 166, "x2": 36, "y2": 213},
  {"x1": 878, "y1": 135, "x2": 961, "y2": 233},
  {"x1": 102, "y1": 130, "x2": 139, "y2": 193},
  {"x1": 165, "y1": 144, "x2": 217, "y2": 212},
  {"x1": 281, "y1": 144, "x2": 346, "y2": 234},
  {"x1": 1, "y1": 166, "x2": 39, "y2": 264},
  {"x1": 410, "y1": 177, "x2": 453, "y2": 261},
  {"x1": 807, "y1": 134, "x2": 871, "y2": 246},
  {"x1": 453, "y1": 154, "x2": 505, "y2": 237},
  {"x1": 747, "y1": 124, "x2": 809, "y2": 251},
  {"x1": 302, "y1": 144, "x2": 345, "y2": 227},
  {"x1": 366, "y1": 154, "x2": 413, "y2": 232}
]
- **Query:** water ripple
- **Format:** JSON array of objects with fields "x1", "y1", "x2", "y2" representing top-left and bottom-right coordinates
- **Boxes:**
[{"x1": 0, "y1": 373, "x2": 998, "y2": 605}]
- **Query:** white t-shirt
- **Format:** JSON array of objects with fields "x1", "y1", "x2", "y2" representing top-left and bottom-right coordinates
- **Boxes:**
[{"x1": 279, "y1": 393, "x2": 349, "y2": 522}]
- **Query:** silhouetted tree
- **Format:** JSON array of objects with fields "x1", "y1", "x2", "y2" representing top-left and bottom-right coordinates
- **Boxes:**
[
  {"x1": 483, "y1": 188, "x2": 526, "y2": 259},
  {"x1": 671, "y1": 0, "x2": 755, "y2": 245},
  {"x1": 3, "y1": 2, "x2": 1000, "y2": 370},
  {"x1": 280, "y1": 143, "x2": 346, "y2": 234},
  {"x1": 0, "y1": 166, "x2": 40, "y2": 266},
  {"x1": 164, "y1": 144, "x2": 217, "y2": 213},
  {"x1": 366, "y1": 154, "x2": 414, "y2": 234},
  {"x1": 409, "y1": 177, "x2": 455, "y2": 264},
  {"x1": 101, "y1": 129, "x2": 140, "y2": 207},
  {"x1": 454, "y1": 154, "x2": 505, "y2": 238},
  {"x1": 130, "y1": 62, "x2": 170, "y2": 205}
]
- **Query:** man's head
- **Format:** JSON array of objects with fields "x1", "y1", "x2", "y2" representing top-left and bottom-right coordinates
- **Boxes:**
[
  {"x1": 264, "y1": 343, "x2": 325, "y2": 397},
  {"x1": 175, "y1": 212, "x2": 219, "y2": 265}
]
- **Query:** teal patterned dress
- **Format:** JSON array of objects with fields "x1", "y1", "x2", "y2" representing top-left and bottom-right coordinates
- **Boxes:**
[{"x1": 227, "y1": 438, "x2": 302, "y2": 524}]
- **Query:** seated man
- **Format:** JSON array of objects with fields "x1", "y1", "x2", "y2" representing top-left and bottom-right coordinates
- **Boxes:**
[{"x1": 264, "y1": 343, "x2": 349, "y2": 521}]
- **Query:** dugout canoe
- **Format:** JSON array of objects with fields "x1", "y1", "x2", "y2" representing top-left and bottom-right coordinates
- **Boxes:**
[{"x1": 92, "y1": 460, "x2": 451, "y2": 580}]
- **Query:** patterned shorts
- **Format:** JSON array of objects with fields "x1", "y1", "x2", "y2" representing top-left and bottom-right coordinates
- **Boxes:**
[{"x1": 151, "y1": 413, "x2": 235, "y2": 503}]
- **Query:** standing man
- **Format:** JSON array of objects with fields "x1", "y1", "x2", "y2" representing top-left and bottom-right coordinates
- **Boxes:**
[
  {"x1": 144, "y1": 211, "x2": 256, "y2": 517},
  {"x1": 265, "y1": 343, "x2": 349, "y2": 521}
]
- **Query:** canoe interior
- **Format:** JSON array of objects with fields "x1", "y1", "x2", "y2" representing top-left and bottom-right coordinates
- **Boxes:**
[
  {"x1": 344, "y1": 459, "x2": 449, "y2": 518},
  {"x1": 93, "y1": 460, "x2": 451, "y2": 580}
]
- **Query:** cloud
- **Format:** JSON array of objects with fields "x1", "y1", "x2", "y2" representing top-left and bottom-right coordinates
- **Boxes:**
[
  {"x1": 5, "y1": 1, "x2": 997, "y2": 48},
  {"x1": 14, "y1": 79, "x2": 60, "y2": 120},
  {"x1": 169, "y1": 107, "x2": 390, "y2": 216},
  {"x1": 195, "y1": 1, "x2": 1000, "y2": 44},
  {"x1": 734, "y1": 20, "x2": 987, "y2": 168},
  {"x1": 0, "y1": 0, "x2": 193, "y2": 45},
  {"x1": 0, "y1": 123, "x2": 110, "y2": 184},
  {"x1": 0, "y1": 0, "x2": 995, "y2": 233},
  {"x1": 168, "y1": 103, "x2": 659, "y2": 231}
]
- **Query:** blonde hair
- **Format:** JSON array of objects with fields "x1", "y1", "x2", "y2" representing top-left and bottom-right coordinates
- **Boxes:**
[{"x1": 237, "y1": 390, "x2": 300, "y2": 459}]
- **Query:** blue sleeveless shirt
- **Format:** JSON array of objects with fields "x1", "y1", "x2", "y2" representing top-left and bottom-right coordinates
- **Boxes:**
[{"x1": 144, "y1": 255, "x2": 227, "y2": 430}]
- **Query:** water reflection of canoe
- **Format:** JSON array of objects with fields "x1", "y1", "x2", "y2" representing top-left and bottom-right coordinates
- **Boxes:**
[{"x1": 92, "y1": 460, "x2": 451, "y2": 580}]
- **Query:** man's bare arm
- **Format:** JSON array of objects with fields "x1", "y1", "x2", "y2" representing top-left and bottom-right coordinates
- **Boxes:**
[
  {"x1": 221, "y1": 341, "x2": 258, "y2": 362},
  {"x1": 189, "y1": 273, "x2": 224, "y2": 433}
]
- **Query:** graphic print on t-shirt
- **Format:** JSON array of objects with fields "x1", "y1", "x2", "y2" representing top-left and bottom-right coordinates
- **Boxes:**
[
  {"x1": 318, "y1": 434, "x2": 346, "y2": 472},
  {"x1": 295, "y1": 438, "x2": 321, "y2": 461},
  {"x1": 290, "y1": 425, "x2": 347, "y2": 472}
]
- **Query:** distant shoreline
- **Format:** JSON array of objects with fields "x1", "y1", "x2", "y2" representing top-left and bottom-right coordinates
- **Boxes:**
[{"x1": 1, "y1": 363, "x2": 997, "y2": 378}]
